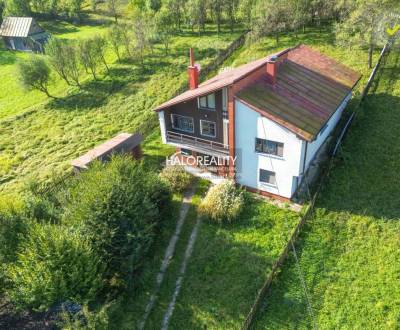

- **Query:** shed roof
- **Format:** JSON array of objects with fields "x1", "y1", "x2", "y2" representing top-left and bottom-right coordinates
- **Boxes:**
[
  {"x1": 0, "y1": 17, "x2": 44, "y2": 37},
  {"x1": 237, "y1": 45, "x2": 361, "y2": 140},
  {"x1": 71, "y1": 133, "x2": 143, "y2": 169}
]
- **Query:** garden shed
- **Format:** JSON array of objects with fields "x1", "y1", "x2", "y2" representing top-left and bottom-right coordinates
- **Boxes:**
[
  {"x1": 0, "y1": 17, "x2": 49, "y2": 52},
  {"x1": 71, "y1": 133, "x2": 143, "y2": 172}
]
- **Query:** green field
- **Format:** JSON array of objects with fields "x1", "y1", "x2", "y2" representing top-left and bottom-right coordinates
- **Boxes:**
[
  {"x1": 0, "y1": 18, "x2": 241, "y2": 193},
  {"x1": 252, "y1": 43, "x2": 400, "y2": 329},
  {"x1": 109, "y1": 180, "x2": 300, "y2": 329}
]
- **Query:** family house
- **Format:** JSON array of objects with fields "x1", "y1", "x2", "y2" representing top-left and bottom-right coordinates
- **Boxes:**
[
  {"x1": 0, "y1": 17, "x2": 49, "y2": 52},
  {"x1": 155, "y1": 45, "x2": 360, "y2": 200}
]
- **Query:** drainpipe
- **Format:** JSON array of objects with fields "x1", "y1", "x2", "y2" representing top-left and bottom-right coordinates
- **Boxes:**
[{"x1": 301, "y1": 141, "x2": 308, "y2": 186}]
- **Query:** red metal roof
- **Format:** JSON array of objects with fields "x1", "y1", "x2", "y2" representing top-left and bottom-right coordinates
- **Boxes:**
[
  {"x1": 154, "y1": 44, "x2": 361, "y2": 141},
  {"x1": 237, "y1": 45, "x2": 361, "y2": 140},
  {"x1": 154, "y1": 48, "x2": 292, "y2": 111}
]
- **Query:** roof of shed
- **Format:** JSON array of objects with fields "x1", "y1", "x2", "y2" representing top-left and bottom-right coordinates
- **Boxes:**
[
  {"x1": 236, "y1": 45, "x2": 361, "y2": 140},
  {"x1": 0, "y1": 17, "x2": 44, "y2": 37},
  {"x1": 71, "y1": 133, "x2": 143, "y2": 169}
]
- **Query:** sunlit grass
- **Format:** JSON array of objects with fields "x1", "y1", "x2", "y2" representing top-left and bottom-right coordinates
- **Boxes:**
[
  {"x1": 0, "y1": 20, "x2": 241, "y2": 193},
  {"x1": 253, "y1": 37, "x2": 400, "y2": 329}
]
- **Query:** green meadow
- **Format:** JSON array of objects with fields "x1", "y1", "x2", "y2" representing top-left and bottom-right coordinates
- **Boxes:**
[
  {"x1": 0, "y1": 17, "x2": 241, "y2": 193},
  {"x1": 252, "y1": 39, "x2": 400, "y2": 329}
]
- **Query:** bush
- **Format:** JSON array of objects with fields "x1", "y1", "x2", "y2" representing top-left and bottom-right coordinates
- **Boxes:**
[
  {"x1": 0, "y1": 209, "x2": 29, "y2": 295},
  {"x1": 62, "y1": 156, "x2": 171, "y2": 292},
  {"x1": 6, "y1": 223, "x2": 104, "y2": 311},
  {"x1": 159, "y1": 165, "x2": 193, "y2": 193},
  {"x1": 199, "y1": 180, "x2": 244, "y2": 223}
]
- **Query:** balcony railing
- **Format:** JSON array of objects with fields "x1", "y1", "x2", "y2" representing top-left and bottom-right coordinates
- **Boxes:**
[{"x1": 166, "y1": 131, "x2": 229, "y2": 155}]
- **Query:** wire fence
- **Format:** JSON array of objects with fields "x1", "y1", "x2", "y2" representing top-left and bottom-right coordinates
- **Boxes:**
[{"x1": 241, "y1": 38, "x2": 395, "y2": 330}]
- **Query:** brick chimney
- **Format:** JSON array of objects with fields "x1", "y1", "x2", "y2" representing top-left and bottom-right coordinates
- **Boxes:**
[
  {"x1": 188, "y1": 48, "x2": 199, "y2": 89},
  {"x1": 266, "y1": 52, "x2": 288, "y2": 85},
  {"x1": 266, "y1": 55, "x2": 278, "y2": 85}
]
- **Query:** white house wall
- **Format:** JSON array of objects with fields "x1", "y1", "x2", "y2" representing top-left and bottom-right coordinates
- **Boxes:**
[
  {"x1": 303, "y1": 92, "x2": 352, "y2": 169},
  {"x1": 235, "y1": 100, "x2": 303, "y2": 199}
]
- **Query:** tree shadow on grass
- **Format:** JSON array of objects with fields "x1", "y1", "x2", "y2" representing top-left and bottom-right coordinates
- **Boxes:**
[
  {"x1": 45, "y1": 64, "x2": 154, "y2": 111},
  {"x1": 45, "y1": 80, "x2": 117, "y2": 111},
  {"x1": 39, "y1": 20, "x2": 79, "y2": 36}
]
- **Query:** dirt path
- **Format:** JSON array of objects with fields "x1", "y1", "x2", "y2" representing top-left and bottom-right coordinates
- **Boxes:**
[
  {"x1": 161, "y1": 214, "x2": 202, "y2": 330},
  {"x1": 138, "y1": 185, "x2": 196, "y2": 330}
]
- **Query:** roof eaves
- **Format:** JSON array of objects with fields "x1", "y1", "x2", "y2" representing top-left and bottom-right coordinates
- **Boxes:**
[
  {"x1": 235, "y1": 96, "x2": 314, "y2": 141},
  {"x1": 154, "y1": 84, "x2": 232, "y2": 112}
]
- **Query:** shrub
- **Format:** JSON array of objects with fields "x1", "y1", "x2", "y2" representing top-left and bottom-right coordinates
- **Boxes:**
[
  {"x1": 60, "y1": 302, "x2": 112, "y2": 330},
  {"x1": 159, "y1": 165, "x2": 193, "y2": 193},
  {"x1": 0, "y1": 209, "x2": 29, "y2": 295},
  {"x1": 199, "y1": 180, "x2": 244, "y2": 223},
  {"x1": 6, "y1": 223, "x2": 104, "y2": 311},
  {"x1": 17, "y1": 55, "x2": 55, "y2": 98},
  {"x1": 62, "y1": 156, "x2": 171, "y2": 292}
]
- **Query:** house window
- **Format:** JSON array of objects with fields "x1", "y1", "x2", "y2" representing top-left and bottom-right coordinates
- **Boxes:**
[
  {"x1": 181, "y1": 148, "x2": 192, "y2": 156},
  {"x1": 259, "y1": 169, "x2": 276, "y2": 185},
  {"x1": 198, "y1": 93, "x2": 216, "y2": 110},
  {"x1": 255, "y1": 138, "x2": 284, "y2": 157},
  {"x1": 200, "y1": 120, "x2": 216, "y2": 137},
  {"x1": 171, "y1": 114, "x2": 194, "y2": 133}
]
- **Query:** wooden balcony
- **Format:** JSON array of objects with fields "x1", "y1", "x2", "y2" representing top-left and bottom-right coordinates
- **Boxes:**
[{"x1": 166, "y1": 131, "x2": 229, "y2": 156}]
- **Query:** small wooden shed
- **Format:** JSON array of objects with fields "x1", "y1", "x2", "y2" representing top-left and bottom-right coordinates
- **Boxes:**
[
  {"x1": 71, "y1": 133, "x2": 143, "y2": 172},
  {"x1": 0, "y1": 17, "x2": 49, "y2": 52}
]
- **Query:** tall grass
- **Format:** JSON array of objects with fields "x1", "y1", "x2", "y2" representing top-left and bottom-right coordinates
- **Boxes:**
[{"x1": 253, "y1": 38, "x2": 400, "y2": 329}]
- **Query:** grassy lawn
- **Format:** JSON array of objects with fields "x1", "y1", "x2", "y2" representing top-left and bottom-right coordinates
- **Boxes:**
[
  {"x1": 252, "y1": 42, "x2": 400, "y2": 328},
  {"x1": 109, "y1": 179, "x2": 300, "y2": 329},
  {"x1": 0, "y1": 15, "x2": 111, "y2": 122},
  {"x1": 0, "y1": 19, "x2": 241, "y2": 192}
]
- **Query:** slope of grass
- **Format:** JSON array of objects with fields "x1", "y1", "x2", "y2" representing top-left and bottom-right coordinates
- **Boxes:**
[
  {"x1": 0, "y1": 17, "x2": 110, "y2": 122},
  {"x1": 252, "y1": 42, "x2": 400, "y2": 329},
  {"x1": 0, "y1": 23, "x2": 241, "y2": 192},
  {"x1": 110, "y1": 179, "x2": 300, "y2": 330},
  {"x1": 165, "y1": 193, "x2": 300, "y2": 329}
]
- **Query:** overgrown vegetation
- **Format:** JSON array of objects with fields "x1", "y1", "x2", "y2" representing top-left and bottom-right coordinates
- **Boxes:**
[
  {"x1": 0, "y1": 156, "x2": 171, "y2": 312},
  {"x1": 199, "y1": 180, "x2": 244, "y2": 223},
  {"x1": 7, "y1": 223, "x2": 104, "y2": 311},
  {"x1": 159, "y1": 165, "x2": 193, "y2": 193},
  {"x1": 118, "y1": 179, "x2": 300, "y2": 329}
]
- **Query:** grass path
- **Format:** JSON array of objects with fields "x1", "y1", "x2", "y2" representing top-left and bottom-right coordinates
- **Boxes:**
[
  {"x1": 139, "y1": 185, "x2": 196, "y2": 329},
  {"x1": 252, "y1": 42, "x2": 400, "y2": 329},
  {"x1": 161, "y1": 211, "x2": 203, "y2": 330}
]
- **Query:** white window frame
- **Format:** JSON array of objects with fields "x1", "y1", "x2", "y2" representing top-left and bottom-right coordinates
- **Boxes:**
[
  {"x1": 171, "y1": 114, "x2": 194, "y2": 133},
  {"x1": 223, "y1": 118, "x2": 229, "y2": 146},
  {"x1": 259, "y1": 169, "x2": 277, "y2": 186},
  {"x1": 198, "y1": 93, "x2": 216, "y2": 111},
  {"x1": 255, "y1": 138, "x2": 284, "y2": 158},
  {"x1": 200, "y1": 120, "x2": 217, "y2": 138},
  {"x1": 222, "y1": 88, "x2": 228, "y2": 112}
]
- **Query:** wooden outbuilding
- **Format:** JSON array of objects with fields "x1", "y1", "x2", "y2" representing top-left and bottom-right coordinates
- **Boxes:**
[
  {"x1": 0, "y1": 17, "x2": 49, "y2": 52},
  {"x1": 71, "y1": 133, "x2": 143, "y2": 172}
]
